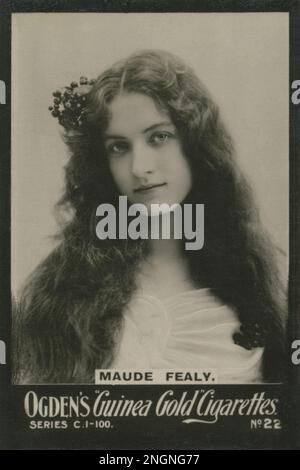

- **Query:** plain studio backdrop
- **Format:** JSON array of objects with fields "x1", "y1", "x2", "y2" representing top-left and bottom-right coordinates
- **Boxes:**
[{"x1": 11, "y1": 12, "x2": 289, "y2": 294}]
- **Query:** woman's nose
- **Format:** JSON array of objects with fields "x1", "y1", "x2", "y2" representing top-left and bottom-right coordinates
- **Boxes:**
[{"x1": 131, "y1": 141, "x2": 156, "y2": 178}]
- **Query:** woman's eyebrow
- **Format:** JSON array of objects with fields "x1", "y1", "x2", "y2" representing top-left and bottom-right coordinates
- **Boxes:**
[
  {"x1": 142, "y1": 121, "x2": 174, "y2": 133},
  {"x1": 104, "y1": 121, "x2": 174, "y2": 140},
  {"x1": 103, "y1": 134, "x2": 127, "y2": 141}
]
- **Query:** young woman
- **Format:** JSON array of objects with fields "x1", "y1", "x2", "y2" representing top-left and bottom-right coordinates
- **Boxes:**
[{"x1": 13, "y1": 50, "x2": 286, "y2": 384}]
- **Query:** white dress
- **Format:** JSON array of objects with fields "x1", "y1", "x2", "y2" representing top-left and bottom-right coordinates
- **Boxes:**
[{"x1": 112, "y1": 288, "x2": 264, "y2": 383}]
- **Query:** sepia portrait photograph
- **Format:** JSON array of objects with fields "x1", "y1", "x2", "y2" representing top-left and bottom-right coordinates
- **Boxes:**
[{"x1": 11, "y1": 12, "x2": 289, "y2": 386}]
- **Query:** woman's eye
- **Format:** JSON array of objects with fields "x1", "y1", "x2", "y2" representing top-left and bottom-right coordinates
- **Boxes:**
[
  {"x1": 107, "y1": 141, "x2": 129, "y2": 155},
  {"x1": 150, "y1": 132, "x2": 171, "y2": 145}
]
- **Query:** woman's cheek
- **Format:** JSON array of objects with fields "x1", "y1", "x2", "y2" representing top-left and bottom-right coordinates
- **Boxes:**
[{"x1": 109, "y1": 161, "x2": 131, "y2": 194}]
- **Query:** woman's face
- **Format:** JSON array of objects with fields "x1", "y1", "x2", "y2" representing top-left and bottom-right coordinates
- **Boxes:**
[{"x1": 103, "y1": 93, "x2": 192, "y2": 211}]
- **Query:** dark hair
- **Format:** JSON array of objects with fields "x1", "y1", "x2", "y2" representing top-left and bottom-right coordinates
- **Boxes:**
[{"x1": 13, "y1": 50, "x2": 287, "y2": 383}]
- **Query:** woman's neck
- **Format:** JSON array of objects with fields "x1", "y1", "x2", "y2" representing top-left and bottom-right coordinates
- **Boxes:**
[
  {"x1": 137, "y1": 238, "x2": 199, "y2": 299},
  {"x1": 146, "y1": 211, "x2": 185, "y2": 260},
  {"x1": 149, "y1": 237, "x2": 184, "y2": 262}
]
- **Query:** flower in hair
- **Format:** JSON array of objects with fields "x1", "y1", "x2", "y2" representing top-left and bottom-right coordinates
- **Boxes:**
[
  {"x1": 48, "y1": 77, "x2": 95, "y2": 129},
  {"x1": 233, "y1": 322, "x2": 267, "y2": 350}
]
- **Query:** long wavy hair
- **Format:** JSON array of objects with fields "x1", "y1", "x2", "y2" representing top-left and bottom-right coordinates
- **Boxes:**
[{"x1": 13, "y1": 50, "x2": 286, "y2": 384}]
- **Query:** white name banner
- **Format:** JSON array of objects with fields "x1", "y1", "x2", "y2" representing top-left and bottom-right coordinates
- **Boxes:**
[{"x1": 95, "y1": 369, "x2": 217, "y2": 385}]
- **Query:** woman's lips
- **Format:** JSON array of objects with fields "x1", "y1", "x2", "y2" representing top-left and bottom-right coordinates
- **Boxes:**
[{"x1": 134, "y1": 183, "x2": 167, "y2": 193}]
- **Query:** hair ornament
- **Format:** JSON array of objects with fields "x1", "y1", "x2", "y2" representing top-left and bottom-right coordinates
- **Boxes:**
[
  {"x1": 48, "y1": 77, "x2": 95, "y2": 129},
  {"x1": 233, "y1": 322, "x2": 267, "y2": 350}
]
